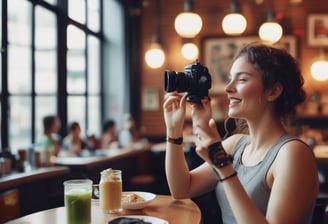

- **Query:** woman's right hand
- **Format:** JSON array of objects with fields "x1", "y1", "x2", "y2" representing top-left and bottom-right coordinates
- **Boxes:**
[{"x1": 163, "y1": 92, "x2": 187, "y2": 138}]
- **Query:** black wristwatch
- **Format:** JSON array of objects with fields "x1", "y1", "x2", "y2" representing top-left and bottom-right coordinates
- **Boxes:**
[
  {"x1": 167, "y1": 137, "x2": 183, "y2": 145},
  {"x1": 208, "y1": 141, "x2": 233, "y2": 168}
]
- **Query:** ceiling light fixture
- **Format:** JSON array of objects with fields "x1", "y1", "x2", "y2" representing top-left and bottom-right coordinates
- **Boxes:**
[
  {"x1": 311, "y1": 49, "x2": 328, "y2": 81},
  {"x1": 221, "y1": 0, "x2": 247, "y2": 35},
  {"x1": 145, "y1": 41, "x2": 165, "y2": 69},
  {"x1": 174, "y1": 0, "x2": 202, "y2": 38},
  {"x1": 258, "y1": 9, "x2": 283, "y2": 44},
  {"x1": 145, "y1": 0, "x2": 165, "y2": 69},
  {"x1": 181, "y1": 42, "x2": 199, "y2": 61}
]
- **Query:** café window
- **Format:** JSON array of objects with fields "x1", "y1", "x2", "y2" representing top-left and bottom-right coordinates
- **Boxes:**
[
  {"x1": 1, "y1": 0, "x2": 103, "y2": 154},
  {"x1": 8, "y1": 0, "x2": 33, "y2": 150},
  {"x1": 67, "y1": 0, "x2": 102, "y2": 138},
  {"x1": 35, "y1": 5, "x2": 58, "y2": 141}
]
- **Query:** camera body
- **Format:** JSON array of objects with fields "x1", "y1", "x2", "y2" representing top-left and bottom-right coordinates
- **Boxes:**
[{"x1": 164, "y1": 61, "x2": 211, "y2": 102}]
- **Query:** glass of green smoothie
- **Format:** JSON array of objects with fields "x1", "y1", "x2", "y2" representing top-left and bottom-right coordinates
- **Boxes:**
[{"x1": 64, "y1": 179, "x2": 93, "y2": 224}]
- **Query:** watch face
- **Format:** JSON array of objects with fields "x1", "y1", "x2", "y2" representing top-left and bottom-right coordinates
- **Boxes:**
[
  {"x1": 208, "y1": 142, "x2": 232, "y2": 168},
  {"x1": 208, "y1": 145, "x2": 222, "y2": 165}
]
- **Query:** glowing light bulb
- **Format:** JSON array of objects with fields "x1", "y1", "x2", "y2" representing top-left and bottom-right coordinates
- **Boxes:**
[
  {"x1": 145, "y1": 43, "x2": 165, "y2": 69},
  {"x1": 311, "y1": 60, "x2": 328, "y2": 81},
  {"x1": 181, "y1": 43, "x2": 199, "y2": 60},
  {"x1": 222, "y1": 13, "x2": 247, "y2": 35},
  {"x1": 258, "y1": 22, "x2": 283, "y2": 44},
  {"x1": 174, "y1": 12, "x2": 202, "y2": 38}
]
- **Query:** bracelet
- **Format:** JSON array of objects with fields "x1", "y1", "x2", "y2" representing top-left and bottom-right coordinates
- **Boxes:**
[
  {"x1": 213, "y1": 168, "x2": 238, "y2": 182},
  {"x1": 208, "y1": 141, "x2": 233, "y2": 168},
  {"x1": 220, "y1": 171, "x2": 238, "y2": 182},
  {"x1": 167, "y1": 136, "x2": 183, "y2": 145}
]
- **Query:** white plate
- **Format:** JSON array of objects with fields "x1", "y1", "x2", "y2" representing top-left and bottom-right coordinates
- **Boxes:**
[
  {"x1": 107, "y1": 215, "x2": 168, "y2": 224},
  {"x1": 122, "y1": 191, "x2": 156, "y2": 210}
]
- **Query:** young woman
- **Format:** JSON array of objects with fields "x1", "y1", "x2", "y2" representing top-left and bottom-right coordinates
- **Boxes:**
[
  {"x1": 39, "y1": 115, "x2": 61, "y2": 165},
  {"x1": 163, "y1": 43, "x2": 319, "y2": 224},
  {"x1": 62, "y1": 122, "x2": 86, "y2": 156},
  {"x1": 98, "y1": 119, "x2": 118, "y2": 149}
]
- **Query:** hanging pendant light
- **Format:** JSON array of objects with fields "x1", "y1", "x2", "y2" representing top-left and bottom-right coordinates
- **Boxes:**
[
  {"x1": 174, "y1": 0, "x2": 203, "y2": 38},
  {"x1": 145, "y1": 0, "x2": 165, "y2": 69},
  {"x1": 181, "y1": 41, "x2": 199, "y2": 61},
  {"x1": 311, "y1": 49, "x2": 328, "y2": 81},
  {"x1": 222, "y1": 0, "x2": 247, "y2": 35},
  {"x1": 311, "y1": 61, "x2": 328, "y2": 81},
  {"x1": 145, "y1": 41, "x2": 165, "y2": 69},
  {"x1": 258, "y1": 10, "x2": 283, "y2": 44}
]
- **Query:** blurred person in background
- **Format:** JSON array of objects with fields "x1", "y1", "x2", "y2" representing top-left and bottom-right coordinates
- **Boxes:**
[
  {"x1": 98, "y1": 119, "x2": 119, "y2": 149},
  {"x1": 39, "y1": 115, "x2": 61, "y2": 166},
  {"x1": 118, "y1": 114, "x2": 141, "y2": 148},
  {"x1": 62, "y1": 122, "x2": 86, "y2": 156}
]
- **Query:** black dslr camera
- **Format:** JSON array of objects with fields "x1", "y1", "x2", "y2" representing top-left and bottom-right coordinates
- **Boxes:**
[{"x1": 164, "y1": 61, "x2": 211, "y2": 103}]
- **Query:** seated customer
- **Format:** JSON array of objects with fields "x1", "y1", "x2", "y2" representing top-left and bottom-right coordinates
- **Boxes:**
[
  {"x1": 97, "y1": 119, "x2": 118, "y2": 149},
  {"x1": 62, "y1": 122, "x2": 86, "y2": 156},
  {"x1": 118, "y1": 114, "x2": 141, "y2": 148},
  {"x1": 39, "y1": 115, "x2": 62, "y2": 166}
]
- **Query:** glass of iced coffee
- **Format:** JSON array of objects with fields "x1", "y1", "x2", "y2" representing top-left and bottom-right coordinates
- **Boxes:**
[{"x1": 99, "y1": 168, "x2": 122, "y2": 213}]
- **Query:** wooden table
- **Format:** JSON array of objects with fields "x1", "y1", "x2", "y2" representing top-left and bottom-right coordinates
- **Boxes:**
[{"x1": 4, "y1": 195, "x2": 201, "y2": 224}]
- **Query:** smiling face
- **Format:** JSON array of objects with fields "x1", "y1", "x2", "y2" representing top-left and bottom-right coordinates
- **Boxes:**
[{"x1": 224, "y1": 56, "x2": 270, "y2": 121}]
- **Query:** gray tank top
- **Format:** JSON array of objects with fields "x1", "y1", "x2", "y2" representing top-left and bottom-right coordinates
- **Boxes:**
[{"x1": 215, "y1": 134, "x2": 315, "y2": 224}]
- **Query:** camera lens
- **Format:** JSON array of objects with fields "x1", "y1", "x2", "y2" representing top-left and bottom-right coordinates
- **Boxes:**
[
  {"x1": 164, "y1": 71, "x2": 189, "y2": 93},
  {"x1": 164, "y1": 71, "x2": 176, "y2": 92}
]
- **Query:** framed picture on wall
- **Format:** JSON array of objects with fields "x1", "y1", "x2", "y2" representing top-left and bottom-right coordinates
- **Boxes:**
[
  {"x1": 307, "y1": 14, "x2": 328, "y2": 47},
  {"x1": 201, "y1": 35, "x2": 297, "y2": 94},
  {"x1": 142, "y1": 88, "x2": 160, "y2": 111}
]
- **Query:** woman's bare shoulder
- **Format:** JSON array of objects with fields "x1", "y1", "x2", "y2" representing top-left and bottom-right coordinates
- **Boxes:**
[
  {"x1": 278, "y1": 138, "x2": 313, "y2": 160},
  {"x1": 272, "y1": 138, "x2": 318, "y2": 184},
  {"x1": 267, "y1": 139, "x2": 319, "y2": 223}
]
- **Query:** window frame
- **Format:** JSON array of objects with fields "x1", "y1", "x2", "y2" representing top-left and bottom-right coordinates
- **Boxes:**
[{"x1": 0, "y1": 0, "x2": 104, "y2": 153}]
